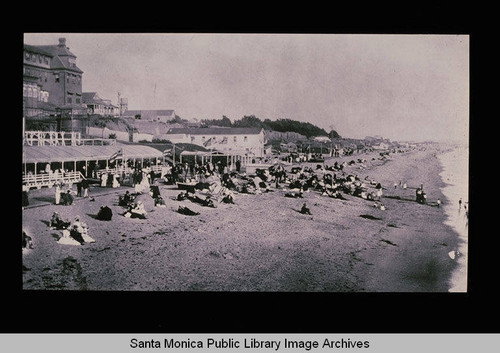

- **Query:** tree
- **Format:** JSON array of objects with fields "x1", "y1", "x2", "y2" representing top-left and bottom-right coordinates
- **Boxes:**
[
  {"x1": 329, "y1": 130, "x2": 341, "y2": 139},
  {"x1": 233, "y1": 115, "x2": 264, "y2": 128}
]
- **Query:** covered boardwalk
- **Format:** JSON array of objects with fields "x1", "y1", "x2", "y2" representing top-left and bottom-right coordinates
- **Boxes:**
[
  {"x1": 178, "y1": 150, "x2": 260, "y2": 168},
  {"x1": 22, "y1": 143, "x2": 164, "y2": 189}
]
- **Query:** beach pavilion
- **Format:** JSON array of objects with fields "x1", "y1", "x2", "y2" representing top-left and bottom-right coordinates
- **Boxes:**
[{"x1": 22, "y1": 143, "x2": 164, "y2": 189}]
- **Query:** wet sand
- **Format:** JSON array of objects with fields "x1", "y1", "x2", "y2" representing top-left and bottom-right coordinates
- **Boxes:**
[{"x1": 21, "y1": 145, "x2": 462, "y2": 292}]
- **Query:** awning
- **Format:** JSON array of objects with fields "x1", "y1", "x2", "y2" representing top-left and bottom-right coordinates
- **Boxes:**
[{"x1": 23, "y1": 144, "x2": 163, "y2": 164}]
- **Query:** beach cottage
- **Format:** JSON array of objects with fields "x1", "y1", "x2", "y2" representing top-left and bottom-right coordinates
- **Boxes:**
[{"x1": 164, "y1": 127, "x2": 265, "y2": 158}]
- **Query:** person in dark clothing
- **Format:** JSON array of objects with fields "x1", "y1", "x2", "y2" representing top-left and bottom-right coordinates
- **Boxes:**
[
  {"x1": 150, "y1": 185, "x2": 161, "y2": 199},
  {"x1": 96, "y1": 206, "x2": 113, "y2": 221},
  {"x1": 81, "y1": 178, "x2": 90, "y2": 197},
  {"x1": 60, "y1": 190, "x2": 74, "y2": 205},
  {"x1": 50, "y1": 212, "x2": 71, "y2": 229},
  {"x1": 236, "y1": 159, "x2": 241, "y2": 173},
  {"x1": 119, "y1": 191, "x2": 134, "y2": 207},
  {"x1": 177, "y1": 205, "x2": 200, "y2": 216},
  {"x1": 22, "y1": 231, "x2": 33, "y2": 249},
  {"x1": 222, "y1": 193, "x2": 234, "y2": 204},
  {"x1": 300, "y1": 202, "x2": 312, "y2": 215}
]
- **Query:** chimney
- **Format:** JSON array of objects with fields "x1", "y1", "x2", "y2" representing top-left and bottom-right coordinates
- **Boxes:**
[{"x1": 58, "y1": 38, "x2": 66, "y2": 47}]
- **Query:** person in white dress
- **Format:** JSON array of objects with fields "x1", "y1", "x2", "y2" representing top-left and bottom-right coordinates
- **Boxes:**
[
  {"x1": 101, "y1": 173, "x2": 108, "y2": 187},
  {"x1": 55, "y1": 183, "x2": 61, "y2": 205},
  {"x1": 112, "y1": 173, "x2": 120, "y2": 188}
]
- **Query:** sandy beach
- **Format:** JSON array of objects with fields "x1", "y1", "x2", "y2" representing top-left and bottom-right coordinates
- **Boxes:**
[{"x1": 21, "y1": 144, "x2": 464, "y2": 293}]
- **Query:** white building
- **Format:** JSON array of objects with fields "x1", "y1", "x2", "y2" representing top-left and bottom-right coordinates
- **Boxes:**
[
  {"x1": 82, "y1": 92, "x2": 119, "y2": 117},
  {"x1": 122, "y1": 110, "x2": 176, "y2": 123},
  {"x1": 165, "y1": 127, "x2": 266, "y2": 157}
]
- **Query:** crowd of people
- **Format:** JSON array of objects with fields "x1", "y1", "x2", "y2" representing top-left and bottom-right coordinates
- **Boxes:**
[{"x1": 24, "y1": 147, "x2": 438, "y2": 249}]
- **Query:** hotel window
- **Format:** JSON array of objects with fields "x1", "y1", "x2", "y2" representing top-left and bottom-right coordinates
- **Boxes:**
[
  {"x1": 233, "y1": 136, "x2": 237, "y2": 142},
  {"x1": 55, "y1": 74, "x2": 60, "y2": 83},
  {"x1": 25, "y1": 51, "x2": 30, "y2": 60},
  {"x1": 76, "y1": 98, "x2": 80, "y2": 104},
  {"x1": 67, "y1": 97, "x2": 72, "y2": 103}
]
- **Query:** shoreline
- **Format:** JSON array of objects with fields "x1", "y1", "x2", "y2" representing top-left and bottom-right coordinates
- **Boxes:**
[{"x1": 22, "y1": 144, "x2": 463, "y2": 292}]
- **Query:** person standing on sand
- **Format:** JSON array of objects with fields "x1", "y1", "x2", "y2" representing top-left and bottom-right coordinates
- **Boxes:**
[
  {"x1": 101, "y1": 172, "x2": 108, "y2": 187},
  {"x1": 22, "y1": 182, "x2": 30, "y2": 207},
  {"x1": 81, "y1": 178, "x2": 89, "y2": 197},
  {"x1": 55, "y1": 182, "x2": 61, "y2": 205}
]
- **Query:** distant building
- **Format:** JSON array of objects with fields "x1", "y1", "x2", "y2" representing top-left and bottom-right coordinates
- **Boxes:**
[
  {"x1": 313, "y1": 136, "x2": 331, "y2": 143},
  {"x1": 23, "y1": 38, "x2": 84, "y2": 117},
  {"x1": 83, "y1": 92, "x2": 119, "y2": 117},
  {"x1": 165, "y1": 127, "x2": 265, "y2": 157},
  {"x1": 122, "y1": 110, "x2": 176, "y2": 122}
]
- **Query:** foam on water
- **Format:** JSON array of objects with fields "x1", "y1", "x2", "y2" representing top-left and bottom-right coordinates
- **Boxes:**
[{"x1": 438, "y1": 144, "x2": 469, "y2": 292}]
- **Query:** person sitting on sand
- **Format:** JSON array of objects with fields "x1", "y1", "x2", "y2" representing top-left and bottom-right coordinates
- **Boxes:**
[
  {"x1": 124, "y1": 201, "x2": 147, "y2": 219},
  {"x1": 285, "y1": 190, "x2": 303, "y2": 198},
  {"x1": 150, "y1": 185, "x2": 161, "y2": 199},
  {"x1": 96, "y1": 205, "x2": 113, "y2": 221},
  {"x1": 50, "y1": 212, "x2": 71, "y2": 229},
  {"x1": 187, "y1": 194, "x2": 216, "y2": 208},
  {"x1": 300, "y1": 202, "x2": 312, "y2": 215},
  {"x1": 221, "y1": 190, "x2": 235, "y2": 204},
  {"x1": 67, "y1": 216, "x2": 85, "y2": 244},
  {"x1": 177, "y1": 205, "x2": 200, "y2": 216},
  {"x1": 175, "y1": 191, "x2": 189, "y2": 201},
  {"x1": 119, "y1": 191, "x2": 134, "y2": 207},
  {"x1": 22, "y1": 230, "x2": 33, "y2": 250},
  {"x1": 154, "y1": 195, "x2": 167, "y2": 208},
  {"x1": 80, "y1": 221, "x2": 95, "y2": 243},
  {"x1": 60, "y1": 190, "x2": 74, "y2": 205}
]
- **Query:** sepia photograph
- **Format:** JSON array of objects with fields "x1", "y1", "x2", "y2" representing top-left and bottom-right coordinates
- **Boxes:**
[{"x1": 21, "y1": 33, "x2": 469, "y2": 295}]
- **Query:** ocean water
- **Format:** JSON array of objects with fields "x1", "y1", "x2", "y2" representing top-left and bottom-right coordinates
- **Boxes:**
[{"x1": 438, "y1": 144, "x2": 469, "y2": 292}]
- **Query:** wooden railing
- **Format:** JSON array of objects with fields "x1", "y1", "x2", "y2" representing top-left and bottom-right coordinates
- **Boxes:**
[
  {"x1": 24, "y1": 131, "x2": 116, "y2": 146},
  {"x1": 23, "y1": 171, "x2": 84, "y2": 190},
  {"x1": 95, "y1": 165, "x2": 163, "y2": 177}
]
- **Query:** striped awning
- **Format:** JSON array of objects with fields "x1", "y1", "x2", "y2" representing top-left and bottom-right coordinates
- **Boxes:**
[{"x1": 22, "y1": 144, "x2": 163, "y2": 164}]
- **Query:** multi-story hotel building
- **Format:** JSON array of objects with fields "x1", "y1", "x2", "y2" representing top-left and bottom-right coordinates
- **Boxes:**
[{"x1": 23, "y1": 38, "x2": 85, "y2": 118}]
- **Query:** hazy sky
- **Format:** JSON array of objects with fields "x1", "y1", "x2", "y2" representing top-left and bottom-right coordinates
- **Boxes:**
[{"x1": 24, "y1": 33, "x2": 469, "y2": 143}]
